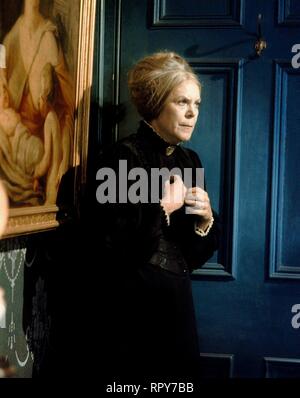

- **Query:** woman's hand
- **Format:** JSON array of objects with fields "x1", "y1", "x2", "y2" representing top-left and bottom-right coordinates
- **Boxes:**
[
  {"x1": 161, "y1": 175, "x2": 187, "y2": 216},
  {"x1": 184, "y1": 187, "x2": 213, "y2": 230}
]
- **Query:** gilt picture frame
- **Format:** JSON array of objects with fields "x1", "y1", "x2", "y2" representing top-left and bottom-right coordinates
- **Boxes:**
[{"x1": 0, "y1": 0, "x2": 96, "y2": 237}]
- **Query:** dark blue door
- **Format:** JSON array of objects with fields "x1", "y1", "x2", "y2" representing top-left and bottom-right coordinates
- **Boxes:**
[{"x1": 104, "y1": 0, "x2": 300, "y2": 377}]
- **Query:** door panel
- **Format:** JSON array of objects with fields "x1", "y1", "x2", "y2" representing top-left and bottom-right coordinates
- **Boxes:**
[
  {"x1": 151, "y1": 0, "x2": 243, "y2": 27},
  {"x1": 102, "y1": 0, "x2": 300, "y2": 377},
  {"x1": 270, "y1": 62, "x2": 300, "y2": 278},
  {"x1": 186, "y1": 61, "x2": 240, "y2": 278}
]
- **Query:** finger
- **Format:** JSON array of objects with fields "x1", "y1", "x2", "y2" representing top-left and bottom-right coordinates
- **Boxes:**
[
  {"x1": 173, "y1": 176, "x2": 187, "y2": 194},
  {"x1": 185, "y1": 206, "x2": 213, "y2": 220},
  {"x1": 185, "y1": 206, "x2": 207, "y2": 215},
  {"x1": 163, "y1": 180, "x2": 170, "y2": 194},
  {"x1": 184, "y1": 199, "x2": 207, "y2": 209},
  {"x1": 172, "y1": 174, "x2": 183, "y2": 183},
  {"x1": 187, "y1": 188, "x2": 209, "y2": 200},
  {"x1": 190, "y1": 186, "x2": 206, "y2": 195},
  {"x1": 185, "y1": 193, "x2": 206, "y2": 201},
  {"x1": 185, "y1": 194, "x2": 210, "y2": 206}
]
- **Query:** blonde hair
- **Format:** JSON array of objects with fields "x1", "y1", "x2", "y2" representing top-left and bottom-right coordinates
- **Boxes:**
[{"x1": 128, "y1": 51, "x2": 201, "y2": 121}]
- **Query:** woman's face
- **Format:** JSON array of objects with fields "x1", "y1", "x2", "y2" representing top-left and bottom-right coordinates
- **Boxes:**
[{"x1": 151, "y1": 79, "x2": 201, "y2": 145}]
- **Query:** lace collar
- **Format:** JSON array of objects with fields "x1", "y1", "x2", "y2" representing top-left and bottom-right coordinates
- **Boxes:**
[{"x1": 142, "y1": 120, "x2": 179, "y2": 156}]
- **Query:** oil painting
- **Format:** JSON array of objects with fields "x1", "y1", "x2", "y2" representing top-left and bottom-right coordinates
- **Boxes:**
[{"x1": 0, "y1": 0, "x2": 96, "y2": 236}]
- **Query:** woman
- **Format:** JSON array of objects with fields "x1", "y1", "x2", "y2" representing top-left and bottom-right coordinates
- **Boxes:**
[{"x1": 94, "y1": 52, "x2": 221, "y2": 377}]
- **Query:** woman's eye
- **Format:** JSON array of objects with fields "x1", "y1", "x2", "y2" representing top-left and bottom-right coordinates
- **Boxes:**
[{"x1": 178, "y1": 99, "x2": 187, "y2": 105}]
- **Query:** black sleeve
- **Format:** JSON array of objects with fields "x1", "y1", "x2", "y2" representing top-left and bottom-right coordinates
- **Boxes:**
[
  {"x1": 92, "y1": 142, "x2": 170, "y2": 269},
  {"x1": 170, "y1": 209, "x2": 221, "y2": 271},
  {"x1": 168, "y1": 148, "x2": 222, "y2": 271}
]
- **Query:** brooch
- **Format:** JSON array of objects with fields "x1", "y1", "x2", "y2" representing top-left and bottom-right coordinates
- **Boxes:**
[{"x1": 166, "y1": 146, "x2": 176, "y2": 156}]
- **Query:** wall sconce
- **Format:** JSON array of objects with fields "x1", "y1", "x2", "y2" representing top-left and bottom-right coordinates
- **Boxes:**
[{"x1": 255, "y1": 14, "x2": 267, "y2": 57}]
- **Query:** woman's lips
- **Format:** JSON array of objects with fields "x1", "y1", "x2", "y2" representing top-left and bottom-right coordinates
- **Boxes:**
[{"x1": 180, "y1": 124, "x2": 193, "y2": 128}]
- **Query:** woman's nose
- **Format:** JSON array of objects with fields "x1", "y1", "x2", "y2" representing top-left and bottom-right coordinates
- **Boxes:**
[{"x1": 186, "y1": 105, "x2": 196, "y2": 118}]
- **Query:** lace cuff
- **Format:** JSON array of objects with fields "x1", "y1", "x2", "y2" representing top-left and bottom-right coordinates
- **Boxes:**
[
  {"x1": 194, "y1": 217, "x2": 214, "y2": 237},
  {"x1": 160, "y1": 201, "x2": 170, "y2": 226}
]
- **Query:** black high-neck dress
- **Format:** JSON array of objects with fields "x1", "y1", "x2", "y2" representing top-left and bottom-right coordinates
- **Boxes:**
[{"x1": 93, "y1": 121, "x2": 221, "y2": 377}]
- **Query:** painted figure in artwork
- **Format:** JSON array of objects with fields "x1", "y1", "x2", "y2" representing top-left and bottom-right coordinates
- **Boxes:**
[
  {"x1": 0, "y1": 79, "x2": 44, "y2": 205},
  {"x1": 0, "y1": 0, "x2": 74, "y2": 206},
  {"x1": 34, "y1": 62, "x2": 63, "y2": 204}
]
